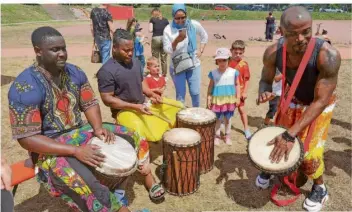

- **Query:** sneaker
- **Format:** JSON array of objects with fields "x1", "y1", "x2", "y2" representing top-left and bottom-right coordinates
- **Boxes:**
[
  {"x1": 255, "y1": 173, "x2": 273, "y2": 189},
  {"x1": 303, "y1": 184, "x2": 329, "y2": 212},
  {"x1": 244, "y1": 129, "x2": 252, "y2": 140},
  {"x1": 114, "y1": 189, "x2": 128, "y2": 206},
  {"x1": 225, "y1": 135, "x2": 232, "y2": 145}
]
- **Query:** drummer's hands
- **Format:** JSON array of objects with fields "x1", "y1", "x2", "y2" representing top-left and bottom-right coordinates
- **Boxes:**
[
  {"x1": 136, "y1": 104, "x2": 152, "y2": 115},
  {"x1": 94, "y1": 128, "x2": 115, "y2": 144},
  {"x1": 74, "y1": 145, "x2": 105, "y2": 168},
  {"x1": 257, "y1": 92, "x2": 276, "y2": 105},
  {"x1": 150, "y1": 93, "x2": 162, "y2": 104},
  {"x1": 267, "y1": 134, "x2": 294, "y2": 163}
]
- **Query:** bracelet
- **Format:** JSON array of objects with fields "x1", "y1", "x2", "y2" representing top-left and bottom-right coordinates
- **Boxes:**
[{"x1": 282, "y1": 131, "x2": 295, "y2": 143}]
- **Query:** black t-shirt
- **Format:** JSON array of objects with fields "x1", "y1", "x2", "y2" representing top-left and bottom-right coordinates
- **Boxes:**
[
  {"x1": 149, "y1": 17, "x2": 169, "y2": 37},
  {"x1": 90, "y1": 7, "x2": 113, "y2": 40},
  {"x1": 266, "y1": 16, "x2": 275, "y2": 25},
  {"x1": 97, "y1": 58, "x2": 145, "y2": 117}
]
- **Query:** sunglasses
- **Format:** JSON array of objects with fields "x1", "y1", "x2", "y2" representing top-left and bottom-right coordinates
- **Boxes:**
[
  {"x1": 217, "y1": 59, "x2": 228, "y2": 63},
  {"x1": 174, "y1": 16, "x2": 187, "y2": 21}
]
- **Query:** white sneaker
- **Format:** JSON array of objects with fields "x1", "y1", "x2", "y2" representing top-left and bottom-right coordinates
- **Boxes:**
[
  {"x1": 255, "y1": 174, "x2": 273, "y2": 189},
  {"x1": 303, "y1": 185, "x2": 329, "y2": 212}
]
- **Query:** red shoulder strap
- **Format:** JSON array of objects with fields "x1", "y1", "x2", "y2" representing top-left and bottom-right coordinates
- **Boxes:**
[{"x1": 280, "y1": 38, "x2": 316, "y2": 115}]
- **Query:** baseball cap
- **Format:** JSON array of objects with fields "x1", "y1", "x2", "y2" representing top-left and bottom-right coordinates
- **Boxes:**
[{"x1": 214, "y1": 48, "x2": 231, "y2": 60}]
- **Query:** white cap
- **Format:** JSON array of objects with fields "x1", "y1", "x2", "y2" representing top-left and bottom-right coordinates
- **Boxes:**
[{"x1": 214, "y1": 48, "x2": 231, "y2": 60}]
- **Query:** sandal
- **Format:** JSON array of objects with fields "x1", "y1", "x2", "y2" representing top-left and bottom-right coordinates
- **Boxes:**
[{"x1": 149, "y1": 183, "x2": 165, "y2": 200}]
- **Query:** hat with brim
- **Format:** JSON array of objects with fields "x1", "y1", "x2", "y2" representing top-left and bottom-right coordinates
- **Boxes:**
[{"x1": 214, "y1": 47, "x2": 231, "y2": 60}]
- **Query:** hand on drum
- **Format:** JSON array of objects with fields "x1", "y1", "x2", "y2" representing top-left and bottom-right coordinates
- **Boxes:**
[
  {"x1": 267, "y1": 134, "x2": 294, "y2": 163},
  {"x1": 94, "y1": 128, "x2": 115, "y2": 144},
  {"x1": 74, "y1": 145, "x2": 106, "y2": 168}
]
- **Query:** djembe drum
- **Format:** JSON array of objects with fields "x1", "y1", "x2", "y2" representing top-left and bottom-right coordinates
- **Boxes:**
[
  {"x1": 177, "y1": 107, "x2": 216, "y2": 174},
  {"x1": 162, "y1": 128, "x2": 201, "y2": 196},
  {"x1": 248, "y1": 126, "x2": 304, "y2": 175},
  {"x1": 88, "y1": 136, "x2": 138, "y2": 190}
]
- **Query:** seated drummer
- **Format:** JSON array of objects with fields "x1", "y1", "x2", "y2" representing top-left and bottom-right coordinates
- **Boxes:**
[
  {"x1": 96, "y1": 28, "x2": 165, "y2": 201},
  {"x1": 8, "y1": 26, "x2": 149, "y2": 212}
]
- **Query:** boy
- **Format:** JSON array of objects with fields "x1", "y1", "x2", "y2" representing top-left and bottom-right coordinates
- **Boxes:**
[
  {"x1": 143, "y1": 57, "x2": 167, "y2": 96},
  {"x1": 228, "y1": 40, "x2": 252, "y2": 140},
  {"x1": 264, "y1": 69, "x2": 282, "y2": 125}
]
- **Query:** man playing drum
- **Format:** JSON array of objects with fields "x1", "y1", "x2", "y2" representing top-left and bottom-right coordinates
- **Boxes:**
[
  {"x1": 8, "y1": 26, "x2": 148, "y2": 212},
  {"x1": 97, "y1": 29, "x2": 174, "y2": 201},
  {"x1": 256, "y1": 6, "x2": 340, "y2": 211}
]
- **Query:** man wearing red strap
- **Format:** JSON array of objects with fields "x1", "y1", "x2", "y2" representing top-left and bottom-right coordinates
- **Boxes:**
[{"x1": 256, "y1": 6, "x2": 340, "y2": 211}]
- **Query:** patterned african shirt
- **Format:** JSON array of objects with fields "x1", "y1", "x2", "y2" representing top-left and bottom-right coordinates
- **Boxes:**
[{"x1": 8, "y1": 63, "x2": 98, "y2": 139}]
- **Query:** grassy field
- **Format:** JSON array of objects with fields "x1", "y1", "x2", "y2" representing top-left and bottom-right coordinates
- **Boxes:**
[
  {"x1": 1, "y1": 4, "x2": 52, "y2": 24},
  {"x1": 1, "y1": 4, "x2": 352, "y2": 24},
  {"x1": 135, "y1": 5, "x2": 352, "y2": 21}
]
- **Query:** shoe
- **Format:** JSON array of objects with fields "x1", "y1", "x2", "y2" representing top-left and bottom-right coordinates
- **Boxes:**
[
  {"x1": 303, "y1": 184, "x2": 329, "y2": 212},
  {"x1": 244, "y1": 129, "x2": 252, "y2": 140},
  {"x1": 225, "y1": 135, "x2": 232, "y2": 145},
  {"x1": 214, "y1": 136, "x2": 221, "y2": 146},
  {"x1": 114, "y1": 189, "x2": 128, "y2": 206},
  {"x1": 255, "y1": 173, "x2": 273, "y2": 189}
]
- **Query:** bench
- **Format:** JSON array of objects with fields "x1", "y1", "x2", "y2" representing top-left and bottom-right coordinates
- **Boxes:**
[{"x1": 11, "y1": 159, "x2": 36, "y2": 197}]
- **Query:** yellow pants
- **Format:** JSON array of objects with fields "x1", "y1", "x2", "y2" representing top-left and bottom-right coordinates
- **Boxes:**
[
  {"x1": 277, "y1": 97, "x2": 336, "y2": 179},
  {"x1": 116, "y1": 98, "x2": 183, "y2": 142}
]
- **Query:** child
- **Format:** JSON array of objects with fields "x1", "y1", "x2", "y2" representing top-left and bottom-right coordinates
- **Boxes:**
[
  {"x1": 126, "y1": 18, "x2": 149, "y2": 71},
  {"x1": 207, "y1": 48, "x2": 240, "y2": 146},
  {"x1": 228, "y1": 40, "x2": 252, "y2": 140},
  {"x1": 264, "y1": 69, "x2": 282, "y2": 125},
  {"x1": 143, "y1": 57, "x2": 167, "y2": 96}
]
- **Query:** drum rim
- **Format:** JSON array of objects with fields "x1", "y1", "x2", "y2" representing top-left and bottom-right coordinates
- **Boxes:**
[
  {"x1": 176, "y1": 108, "x2": 217, "y2": 125},
  {"x1": 247, "y1": 125, "x2": 304, "y2": 176},
  {"x1": 162, "y1": 129, "x2": 202, "y2": 147}
]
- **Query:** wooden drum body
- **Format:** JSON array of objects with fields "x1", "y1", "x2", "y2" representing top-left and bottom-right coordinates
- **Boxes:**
[
  {"x1": 89, "y1": 136, "x2": 138, "y2": 190},
  {"x1": 162, "y1": 128, "x2": 201, "y2": 196},
  {"x1": 248, "y1": 126, "x2": 304, "y2": 176},
  {"x1": 177, "y1": 108, "x2": 216, "y2": 174}
]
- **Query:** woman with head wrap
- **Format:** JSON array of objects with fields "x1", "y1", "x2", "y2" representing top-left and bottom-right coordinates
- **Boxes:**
[{"x1": 163, "y1": 4, "x2": 208, "y2": 107}]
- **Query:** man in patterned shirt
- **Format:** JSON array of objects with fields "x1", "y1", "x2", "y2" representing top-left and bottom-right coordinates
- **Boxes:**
[
  {"x1": 8, "y1": 26, "x2": 148, "y2": 212},
  {"x1": 90, "y1": 4, "x2": 114, "y2": 64}
]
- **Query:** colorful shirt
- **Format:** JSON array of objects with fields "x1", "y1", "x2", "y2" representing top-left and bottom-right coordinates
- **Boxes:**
[
  {"x1": 8, "y1": 63, "x2": 98, "y2": 139},
  {"x1": 229, "y1": 59, "x2": 250, "y2": 94},
  {"x1": 208, "y1": 67, "x2": 239, "y2": 119}
]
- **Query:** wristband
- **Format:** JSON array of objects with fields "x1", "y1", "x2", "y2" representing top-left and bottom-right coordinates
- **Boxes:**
[{"x1": 282, "y1": 131, "x2": 295, "y2": 143}]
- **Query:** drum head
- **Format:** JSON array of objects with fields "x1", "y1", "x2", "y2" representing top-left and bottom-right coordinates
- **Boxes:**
[
  {"x1": 177, "y1": 107, "x2": 216, "y2": 124},
  {"x1": 89, "y1": 136, "x2": 137, "y2": 176},
  {"x1": 248, "y1": 126, "x2": 302, "y2": 174},
  {"x1": 163, "y1": 128, "x2": 201, "y2": 147}
]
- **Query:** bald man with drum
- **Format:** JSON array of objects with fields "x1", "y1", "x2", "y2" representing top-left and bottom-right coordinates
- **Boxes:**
[{"x1": 256, "y1": 6, "x2": 340, "y2": 211}]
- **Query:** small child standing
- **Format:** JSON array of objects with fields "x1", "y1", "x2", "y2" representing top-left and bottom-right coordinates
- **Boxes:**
[
  {"x1": 264, "y1": 69, "x2": 282, "y2": 125},
  {"x1": 228, "y1": 40, "x2": 252, "y2": 140},
  {"x1": 143, "y1": 57, "x2": 167, "y2": 96},
  {"x1": 207, "y1": 48, "x2": 240, "y2": 146}
]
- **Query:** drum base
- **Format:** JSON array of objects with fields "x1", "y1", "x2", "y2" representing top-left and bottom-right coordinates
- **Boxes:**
[
  {"x1": 90, "y1": 168, "x2": 134, "y2": 191},
  {"x1": 165, "y1": 182, "x2": 200, "y2": 196}
]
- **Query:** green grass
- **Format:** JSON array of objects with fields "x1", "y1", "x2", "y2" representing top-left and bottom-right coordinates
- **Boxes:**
[
  {"x1": 1, "y1": 4, "x2": 52, "y2": 24},
  {"x1": 1, "y1": 4, "x2": 351, "y2": 25},
  {"x1": 134, "y1": 5, "x2": 352, "y2": 21}
]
